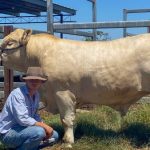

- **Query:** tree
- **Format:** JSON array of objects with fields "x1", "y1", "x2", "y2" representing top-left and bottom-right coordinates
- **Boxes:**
[{"x1": 83, "y1": 30, "x2": 111, "y2": 41}]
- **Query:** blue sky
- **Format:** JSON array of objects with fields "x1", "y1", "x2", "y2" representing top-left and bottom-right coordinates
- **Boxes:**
[{"x1": 14, "y1": 0, "x2": 150, "y2": 40}]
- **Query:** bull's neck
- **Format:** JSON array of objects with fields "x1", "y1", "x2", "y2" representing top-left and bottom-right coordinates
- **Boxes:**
[{"x1": 26, "y1": 36, "x2": 45, "y2": 67}]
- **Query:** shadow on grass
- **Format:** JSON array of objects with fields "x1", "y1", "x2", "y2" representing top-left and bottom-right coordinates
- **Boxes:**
[
  {"x1": 74, "y1": 122, "x2": 150, "y2": 148},
  {"x1": 121, "y1": 123, "x2": 150, "y2": 147},
  {"x1": 50, "y1": 123, "x2": 64, "y2": 139}
]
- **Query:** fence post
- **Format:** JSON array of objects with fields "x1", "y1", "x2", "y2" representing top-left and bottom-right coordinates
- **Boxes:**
[{"x1": 3, "y1": 26, "x2": 13, "y2": 101}]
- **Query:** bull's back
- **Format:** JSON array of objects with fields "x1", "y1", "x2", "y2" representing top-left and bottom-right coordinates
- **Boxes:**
[{"x1": 43, "y1": 36, "x2": 138, "y2": 79}]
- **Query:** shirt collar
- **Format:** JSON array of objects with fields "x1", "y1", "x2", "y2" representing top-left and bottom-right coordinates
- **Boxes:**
[
  {"x1": 21, "y1": 84, "x2": 38, "y2": 96},
  {"x1": 23, "y1": 84, "x2": 30, "y2": 95}
]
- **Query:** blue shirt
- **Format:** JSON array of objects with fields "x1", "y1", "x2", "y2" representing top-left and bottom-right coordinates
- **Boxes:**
[{"x1": 0, "y1": 85, "x2": 41, "y2": 134}]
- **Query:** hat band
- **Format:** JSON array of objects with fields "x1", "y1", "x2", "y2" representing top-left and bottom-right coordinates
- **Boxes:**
[{"x1": 26, "y1": 73, "x2": 45, "y2": 78}]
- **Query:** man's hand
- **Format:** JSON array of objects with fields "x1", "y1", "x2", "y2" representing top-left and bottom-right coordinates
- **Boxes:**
[{"x1": 35, "y1": 122, "x2": 53, "y2": 139}]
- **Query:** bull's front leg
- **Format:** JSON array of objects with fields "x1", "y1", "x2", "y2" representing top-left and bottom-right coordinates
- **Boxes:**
[{"x1": 55, "y1": 90, "x2": 76, "y2": 148}]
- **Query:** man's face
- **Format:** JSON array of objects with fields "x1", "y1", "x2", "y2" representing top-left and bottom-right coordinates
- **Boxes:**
[{"x1": 25, "y1": 79, "x2": 43, "y2": 92}]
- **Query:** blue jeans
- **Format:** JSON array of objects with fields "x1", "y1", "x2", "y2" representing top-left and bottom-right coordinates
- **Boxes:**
[{"x1": 0, "y1": 125, "x2": 59, "y2": 150}]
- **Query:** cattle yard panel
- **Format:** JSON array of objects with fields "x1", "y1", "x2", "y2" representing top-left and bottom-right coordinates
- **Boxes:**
[{"x1": 123, "y1": 8, "x2": 150, "y2": 37}]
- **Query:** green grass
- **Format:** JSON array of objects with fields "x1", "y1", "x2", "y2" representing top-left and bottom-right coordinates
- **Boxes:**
[
  {"x1": 50, "y1": 104, "x2": 150, "y2": 150},
  {"x1": 0, "y1": 103, "x2": 150, "y2": 150}
]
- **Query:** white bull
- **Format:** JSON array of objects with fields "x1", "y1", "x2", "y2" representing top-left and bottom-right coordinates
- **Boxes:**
[{"x1": 0, "y1": 29, "x2": 150, "y2": 147}]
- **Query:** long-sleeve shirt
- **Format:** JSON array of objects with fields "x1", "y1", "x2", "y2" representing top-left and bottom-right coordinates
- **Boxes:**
[{"x1": 0, "y1": 85, "x2": 41, "y2": 134}]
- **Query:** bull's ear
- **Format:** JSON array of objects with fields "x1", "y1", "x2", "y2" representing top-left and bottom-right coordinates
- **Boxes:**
[{"x1": 21, "y1": 29, "x2": 32, "y2": 45}]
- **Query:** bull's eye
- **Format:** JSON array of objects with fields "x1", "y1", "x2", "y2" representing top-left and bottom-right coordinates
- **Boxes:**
[{"x1": 7, "y1": 41, "x2": 14, "y2": 46}]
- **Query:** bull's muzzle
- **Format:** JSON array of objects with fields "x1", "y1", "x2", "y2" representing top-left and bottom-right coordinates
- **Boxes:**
[{"x1": 0, "y1": 43, "x2": 5, "y2": 53}]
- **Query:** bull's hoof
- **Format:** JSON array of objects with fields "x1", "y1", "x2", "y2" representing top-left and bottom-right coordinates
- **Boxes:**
[
  {"x1": 66, "y1": 143, "x2": 72, "y2": 148},
  {"x1": 62, "y1": 143, "x2": 72, "y2": 149}
]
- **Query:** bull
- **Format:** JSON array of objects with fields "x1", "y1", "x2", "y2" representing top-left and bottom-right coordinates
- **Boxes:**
[{"x1": 0, "y1": 29, "x2": 150, "y2": 148}]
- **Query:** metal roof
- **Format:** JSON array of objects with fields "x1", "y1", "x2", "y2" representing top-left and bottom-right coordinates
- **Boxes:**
[{"x1": 0, "y1": 0, "x2": 76, "y2": 16}]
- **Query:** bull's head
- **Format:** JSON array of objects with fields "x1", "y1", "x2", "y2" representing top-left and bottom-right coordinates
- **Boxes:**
[{"x1": 0, "y1": 29, "x2": 32, "y2": 71}]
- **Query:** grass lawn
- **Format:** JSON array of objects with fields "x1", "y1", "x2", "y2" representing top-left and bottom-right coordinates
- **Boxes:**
[{"x1": 0, "y1": 103, "x2": 150, "y2": 150}]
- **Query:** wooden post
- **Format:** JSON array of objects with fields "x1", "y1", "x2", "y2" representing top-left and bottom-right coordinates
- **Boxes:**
[{"x1": 3, "y1": 26, "x2": 13, "y2": 100}]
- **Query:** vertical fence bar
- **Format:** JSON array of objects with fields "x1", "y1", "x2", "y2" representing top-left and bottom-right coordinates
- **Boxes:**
[
  {"x1": 123, "y1": 9, "x2": 127, "y2": 37},
  {"x1": 92, "y1": 0, "x2": 97, "y2": 40},
  {"x1": 60, "y1": 14, "x2": 63, "y2": 38},
  {"x1": 147, "y1": 26, "x2": 150, "y2": 33}
]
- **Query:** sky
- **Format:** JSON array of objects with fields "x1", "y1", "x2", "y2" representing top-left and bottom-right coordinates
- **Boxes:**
[{"x1": 5, "y1": 0, "x2": 150, "y2": 40}]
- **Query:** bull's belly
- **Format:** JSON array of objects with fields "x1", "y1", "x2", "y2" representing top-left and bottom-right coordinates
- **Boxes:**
[{"x1": 76, "y1": 87, "x2": 145, "y2": 106}]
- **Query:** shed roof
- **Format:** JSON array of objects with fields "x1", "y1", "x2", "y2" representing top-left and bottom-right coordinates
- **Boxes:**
[{"x1": 0, "y1": 0, "x2": 76, "y2": 16}]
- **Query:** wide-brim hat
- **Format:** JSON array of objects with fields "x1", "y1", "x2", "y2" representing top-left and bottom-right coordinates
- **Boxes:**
[{"x1": 22, "y1": 67, "x2": 48, "y2": 81}]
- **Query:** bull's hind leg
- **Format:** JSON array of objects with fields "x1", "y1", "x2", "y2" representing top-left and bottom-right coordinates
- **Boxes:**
[{"x1": 55, "y1": 90, "x2": 76, "y2": 148}]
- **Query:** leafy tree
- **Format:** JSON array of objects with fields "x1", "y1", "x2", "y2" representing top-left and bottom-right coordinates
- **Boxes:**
[{"x1": 83, "y1": 30, "x2": 111, "y2": 41}]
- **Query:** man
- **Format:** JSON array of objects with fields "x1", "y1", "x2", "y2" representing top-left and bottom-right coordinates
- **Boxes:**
[{"x1": 0, "y1": 67, "x2": 59, "y2": 150}]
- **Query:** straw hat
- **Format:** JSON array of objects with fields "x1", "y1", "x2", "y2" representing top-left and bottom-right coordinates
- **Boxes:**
[{"x1": 22, "y1": 67, "x2": 47, "y2": 81}]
